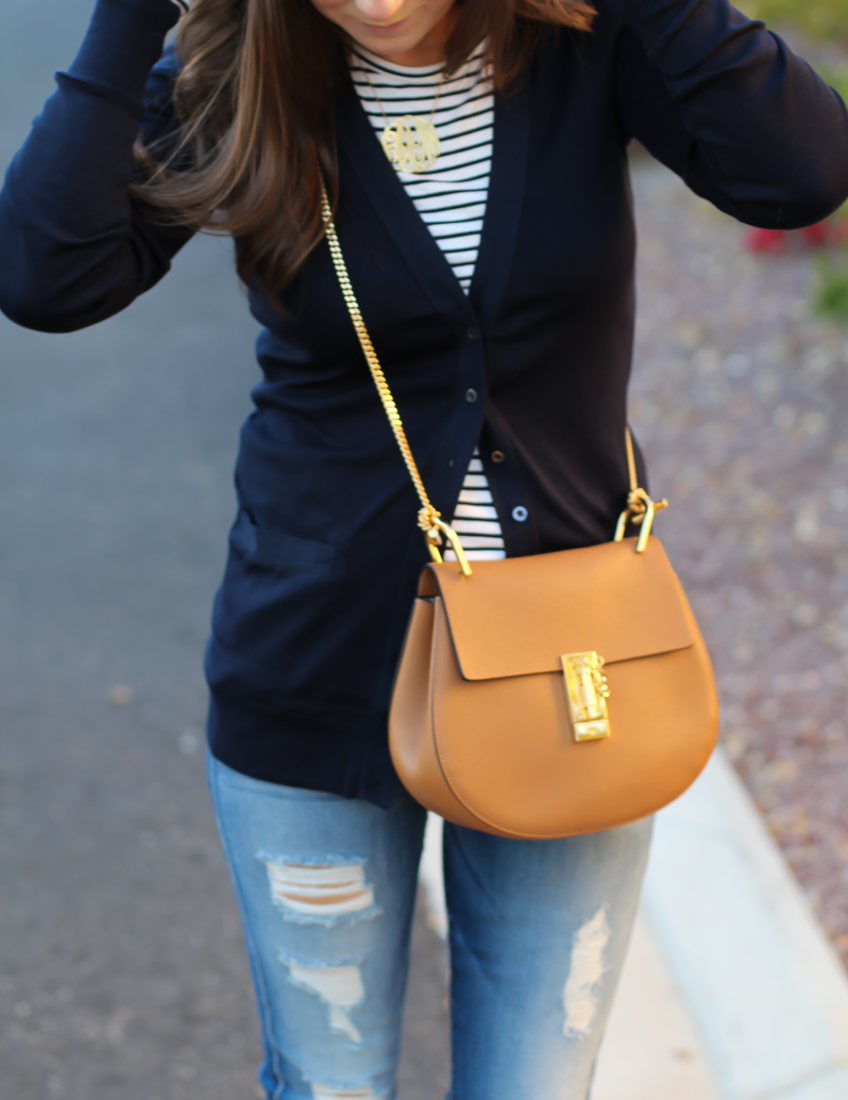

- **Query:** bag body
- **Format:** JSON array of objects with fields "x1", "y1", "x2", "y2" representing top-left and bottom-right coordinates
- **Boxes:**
[
  {"x1": 389, "y1": 536, "x2": 719, "y2": 838},
  {"x1": 320, "y1": 187, "x2": 719, "y2": 839}
]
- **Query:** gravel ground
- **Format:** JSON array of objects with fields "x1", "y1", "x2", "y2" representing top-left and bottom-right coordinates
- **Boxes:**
[{"x1": 630, "y1": 154, "x2": 848, "y2": 968}]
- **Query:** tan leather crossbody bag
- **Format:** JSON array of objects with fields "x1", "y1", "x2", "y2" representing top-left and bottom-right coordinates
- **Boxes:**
[{"x1": 322, "y1": 190, "x2": 720, "y2": 839}]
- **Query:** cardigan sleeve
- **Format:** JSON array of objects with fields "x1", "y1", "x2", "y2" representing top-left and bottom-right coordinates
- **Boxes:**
[
  {"x1": 613, "y1": 0, "x2": 848, "y2": 227},
  {"x1": 0, "y1": 0, "x2": 192, "y2": 333}
]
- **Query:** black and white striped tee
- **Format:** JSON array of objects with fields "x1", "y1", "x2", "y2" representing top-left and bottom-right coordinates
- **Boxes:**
[{"x1": 350, "y1": 46, "x2": 506, "y2": 561}]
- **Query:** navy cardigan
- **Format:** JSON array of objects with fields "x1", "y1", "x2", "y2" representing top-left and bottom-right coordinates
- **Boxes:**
[{"x1": 2, "y1": 0, "x2": 847, "y2": 806}]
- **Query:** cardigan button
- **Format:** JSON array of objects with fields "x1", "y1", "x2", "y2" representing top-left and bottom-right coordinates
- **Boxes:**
[
  {"x1": 512, "y1": 506, "x2": 529, "y2": 522},
  {"x1": 465, "y1": 388, "x2": 478, "y2": 404},
  {"x1": 467, "y1": 328, "x2": 479, "y2": 341},
  {"x1": 491, "y1": 450, "x2": 505, "y2": 464}
]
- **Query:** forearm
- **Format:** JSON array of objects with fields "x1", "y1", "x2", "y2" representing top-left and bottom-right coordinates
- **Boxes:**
[
  {"x1": 616, "y1": 0, "x2": 848, "y2": 226},
  {"x1": 0, "y1": 0, "x2": 186, "y2": 332}
]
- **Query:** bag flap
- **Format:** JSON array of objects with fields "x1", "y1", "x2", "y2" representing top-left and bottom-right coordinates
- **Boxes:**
[{"x1": 422, "y1": 536, "x2": 693, "y2": 681}]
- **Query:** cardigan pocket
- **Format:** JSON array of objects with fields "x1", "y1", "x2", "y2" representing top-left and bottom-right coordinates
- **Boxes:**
[{"x1": 230, "y1": 510, "x2": 335, "y2": 576}]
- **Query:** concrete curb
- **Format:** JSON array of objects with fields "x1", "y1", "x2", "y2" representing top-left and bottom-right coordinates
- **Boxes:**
[
  {"x1": 419, "y1": 812, "x2": 448, "y2": 941},
  {"x1": 418, "y1": 750, "x2": 848, "y2": 1100},
  {"x1": 592, "y1": 911, "x2": 719, "y2": 1099},
  {"x1": 643, "y1": 749, "x2": 848, "y2": 1100}
]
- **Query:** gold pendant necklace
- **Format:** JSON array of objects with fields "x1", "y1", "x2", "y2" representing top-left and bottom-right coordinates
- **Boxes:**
[
  {"x1": 358, "y1": 63, "x2": 445, "y2": 175},
  {"x1": 381, "y1": 115, "x2": 441, "y2": 174}
]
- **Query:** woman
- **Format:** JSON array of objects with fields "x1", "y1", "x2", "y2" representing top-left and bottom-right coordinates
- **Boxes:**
[{"x1": 1, "y1": 0, "x2": 845, "y2": 1096}]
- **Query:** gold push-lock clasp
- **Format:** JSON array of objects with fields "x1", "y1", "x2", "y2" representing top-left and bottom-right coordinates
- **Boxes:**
[{"x1": 561, "y1": 652, "x2": 611, "y2": 742}]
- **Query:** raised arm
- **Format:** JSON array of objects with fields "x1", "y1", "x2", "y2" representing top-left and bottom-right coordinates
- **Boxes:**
[
  {"x1": 613, "y1": 0, "x2": 848, "y2": 227},
  {"x1": 0, "y1": 0, "x2": 193, "y2": 333}
]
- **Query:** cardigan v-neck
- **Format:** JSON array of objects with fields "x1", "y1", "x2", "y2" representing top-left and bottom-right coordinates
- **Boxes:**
[
  {"x1": 350, "y1": 43, "x2": 494, "y2": 292},
  {"x1": 350, "y1": 45, "x2": 507, "y2": 561},
  {"x1": 2, "y1": 0, "x2": 848, "y2": 806}
]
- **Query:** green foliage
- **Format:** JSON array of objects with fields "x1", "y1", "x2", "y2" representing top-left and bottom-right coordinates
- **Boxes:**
[
  {"x1": 820, "y1": 66, "x2": 848, "y2": 105},
  {"x1": 739, "y1": 0, "x2": 848, "y2": 39},
  {"x1": 813, "y1": 250, "x2": 848, "y2": 321}
]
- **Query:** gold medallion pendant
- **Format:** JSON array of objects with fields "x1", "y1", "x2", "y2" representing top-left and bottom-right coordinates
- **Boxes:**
[{"x1": 381, "y1": 115, "x2": 441, "y2": 174}]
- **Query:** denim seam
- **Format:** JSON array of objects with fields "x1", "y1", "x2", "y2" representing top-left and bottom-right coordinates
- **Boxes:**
[{"x1": 209, "y1": 755, "x2": 286, "y2": 1100}]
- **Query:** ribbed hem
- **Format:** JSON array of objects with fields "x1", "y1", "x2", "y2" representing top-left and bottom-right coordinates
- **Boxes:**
[{"x1": 206, "y1": 692, "x2": 400, "y2": 809}]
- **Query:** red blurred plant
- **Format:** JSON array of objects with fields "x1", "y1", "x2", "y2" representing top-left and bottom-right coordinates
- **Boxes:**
[{"x1": 744, "y1": 218, "x2": 848, "y2": 254}]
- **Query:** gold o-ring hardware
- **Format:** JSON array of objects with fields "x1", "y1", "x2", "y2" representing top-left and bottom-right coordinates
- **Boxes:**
[{"x1": 614, "y1": 428, "x2": 669, "y2": 553}]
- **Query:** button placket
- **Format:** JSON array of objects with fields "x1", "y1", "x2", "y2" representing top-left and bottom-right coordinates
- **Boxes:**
[{"x1": 476, "y1": 422, "x2": 539, "y2": 559}]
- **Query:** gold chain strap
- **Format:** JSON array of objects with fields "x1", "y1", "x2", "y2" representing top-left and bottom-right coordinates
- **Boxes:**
[
  {"x1": 320, "y1": 185, "x2": 472, "y2": 575},
  {"x1": 320, "y1": 184, "x2": 665, "y2": 562}
]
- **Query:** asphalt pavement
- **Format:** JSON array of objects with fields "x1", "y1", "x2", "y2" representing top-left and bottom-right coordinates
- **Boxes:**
[{"x1": 0, "y1": 3, "x2": 450, "y2": 1097}]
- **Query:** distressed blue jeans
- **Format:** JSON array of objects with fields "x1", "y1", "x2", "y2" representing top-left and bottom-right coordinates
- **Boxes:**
[{"x1": 208, "y1": 754, "x2": 653, "y2": 1100}]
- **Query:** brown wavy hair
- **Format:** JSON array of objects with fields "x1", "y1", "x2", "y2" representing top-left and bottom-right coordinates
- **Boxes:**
[{"x1": 132, "y1": 0, "x2": 594, "y2": 297}]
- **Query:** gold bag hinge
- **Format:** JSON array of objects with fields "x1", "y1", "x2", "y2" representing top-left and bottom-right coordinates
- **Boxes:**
[{"x1": 560, "y1": 652, "x2": 611, "y2": 743}]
